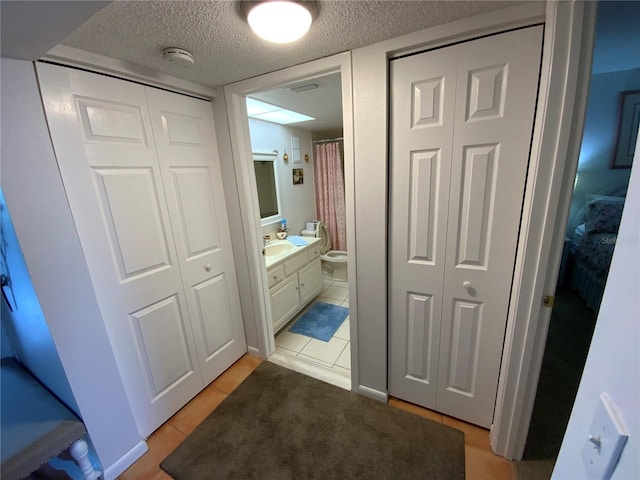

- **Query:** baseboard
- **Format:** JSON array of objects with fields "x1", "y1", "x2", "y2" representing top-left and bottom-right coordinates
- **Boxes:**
[
  {"x1": 103, "y1": 441, "x2": 148, "y2": 480},
  {"x1": 358, "y1": 384, "x2": 388, "y2": 403},
  {"x1": 247, "y1": 346, "x2": 261, "y2": 357}
]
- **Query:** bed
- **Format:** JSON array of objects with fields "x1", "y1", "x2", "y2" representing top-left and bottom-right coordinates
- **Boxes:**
[{"x1": 569, "y1": 183, "x2": 628, "y2": 311}]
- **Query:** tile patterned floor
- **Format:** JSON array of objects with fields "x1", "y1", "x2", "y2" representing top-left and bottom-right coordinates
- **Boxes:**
[
  {"x1": 119, "y1": 354, "x2": 516, "y2": 480},
  {"x1": 272, "y1": 279, "x2": 351, "y2": 380}
]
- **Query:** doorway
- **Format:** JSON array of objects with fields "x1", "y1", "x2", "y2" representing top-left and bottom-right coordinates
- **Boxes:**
[
  {"x1": 224, "y1": 53, "x2": 358, "y2": 391},
  {"x1": 245, "y1": 73, "x2": 352, "y2": 389},
  {"x1": 522, "y1": 0, "x2": 639, "y2": 466}
]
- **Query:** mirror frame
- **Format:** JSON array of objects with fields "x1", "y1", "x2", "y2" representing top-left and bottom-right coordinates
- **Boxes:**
[{"x1": 252, "y1": 152, "x2": 282, "y2": 227}]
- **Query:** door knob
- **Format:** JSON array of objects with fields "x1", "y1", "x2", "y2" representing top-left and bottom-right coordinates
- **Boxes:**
[
  {"x1": 463, "y1": 281, "x2": 472, "y2": 289},
  {"x1": 204, "y1": 264, "x2": 212, "y2": 272}
]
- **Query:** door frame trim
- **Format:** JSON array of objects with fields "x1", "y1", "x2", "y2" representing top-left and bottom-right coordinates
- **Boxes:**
[
  {"x1": 223, "y1": 52, "x2": 359, "y2": 390},
  {"x1": 491, "y1": 0, "x2": 597, "y2": 459}
]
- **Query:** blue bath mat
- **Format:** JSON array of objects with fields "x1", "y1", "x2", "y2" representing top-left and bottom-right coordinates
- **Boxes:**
[{"x1": 288, "y1": 302, "x2": 349, "y2": 342}]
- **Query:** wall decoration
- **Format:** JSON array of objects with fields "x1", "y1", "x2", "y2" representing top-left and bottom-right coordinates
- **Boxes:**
[
  {"x1": 291, "y1": 135, "x2": 302, "y2": 164},
  {"x1": 293, "y1": 168, "x2": 304, "y2": 185},
  {"x1": 611, "y1": 89, "x2": 640, "y2": 169}
]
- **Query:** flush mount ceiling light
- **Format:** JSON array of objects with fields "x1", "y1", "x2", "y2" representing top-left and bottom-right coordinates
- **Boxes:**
[{"x1": 240, "y1": 1, "x2": 317, "y2": 44}]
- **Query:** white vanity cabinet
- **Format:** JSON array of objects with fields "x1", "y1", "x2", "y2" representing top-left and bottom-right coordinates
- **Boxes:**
[{"x1": 267, "y1": 241, "x2": 323, "y2": 332}]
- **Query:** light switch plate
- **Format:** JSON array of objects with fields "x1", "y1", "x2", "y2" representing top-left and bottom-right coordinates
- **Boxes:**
[{"x1": 581, "y1": 393, "x2": 628, "y2": 479}]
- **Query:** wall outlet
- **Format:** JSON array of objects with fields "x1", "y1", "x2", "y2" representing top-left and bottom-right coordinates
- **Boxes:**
[{"x1": 581, "y1": 393, "x2": 628, "y2": 479}]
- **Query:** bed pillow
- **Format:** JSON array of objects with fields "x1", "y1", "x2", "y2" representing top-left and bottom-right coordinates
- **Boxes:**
[{"x1": 584, "y1": 195, "x2": 625, "y2": 234}]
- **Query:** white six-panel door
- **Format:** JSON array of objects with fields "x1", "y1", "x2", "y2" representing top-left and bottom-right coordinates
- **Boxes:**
[
  {"x1": 37, "y1": 63, "x2": 246, "y2": 437},
  {"x1": 146, "y1": 89, "x2": 246, "y2": 384},
  {"x1": 389, "y1": 26, "x2": 543, "y2": 427}
]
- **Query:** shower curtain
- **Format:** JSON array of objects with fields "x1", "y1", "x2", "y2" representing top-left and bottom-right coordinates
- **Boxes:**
[{"x1": 314, "y1": 142, "x2": 347, "y2": 252}]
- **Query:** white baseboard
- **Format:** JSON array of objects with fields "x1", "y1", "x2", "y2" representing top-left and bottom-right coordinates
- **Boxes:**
[
  {"x1": 247, "y1": 346, "x2": 261, "y2": 357},
  {"x1": 358, "y1": 384, "x2": 388, "y2": 403},
  {"x1": 103, "y1": 441, "x2": 148, "y2": 480}
]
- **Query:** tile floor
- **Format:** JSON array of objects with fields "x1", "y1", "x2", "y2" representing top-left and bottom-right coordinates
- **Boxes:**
[
  {"x1": 271, "y1": 279, "x2": 351, "y2": 386},
  {"x1": 119, "y1": 354, "x2": 517, "y2": 480}
]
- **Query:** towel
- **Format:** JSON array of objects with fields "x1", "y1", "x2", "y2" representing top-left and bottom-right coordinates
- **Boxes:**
[{"x1": 288, "y1": 236, "x2": 308, "y2": 247}]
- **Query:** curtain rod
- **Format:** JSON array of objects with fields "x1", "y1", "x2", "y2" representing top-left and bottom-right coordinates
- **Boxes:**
[{"x1": 312, "y1": 137, "x2": 344, "y2": 144}]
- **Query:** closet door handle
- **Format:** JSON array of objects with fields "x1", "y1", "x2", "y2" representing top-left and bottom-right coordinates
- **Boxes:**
[
  {"x1": 204, "y1": 264, "x2": 212, "y2": 272},
  {"x1": 463, "y1": 281, "x2": 472, "y2": 289}
]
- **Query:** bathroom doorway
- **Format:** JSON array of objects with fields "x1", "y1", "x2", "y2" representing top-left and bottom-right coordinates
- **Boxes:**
[{"x1": 224, "y1": 54, "x2": 357, "y2": 391}]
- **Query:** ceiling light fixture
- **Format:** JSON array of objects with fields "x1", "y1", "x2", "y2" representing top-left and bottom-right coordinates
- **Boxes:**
[{"x1": 240, "y1": 1, "x2": 317, "y2": 44}]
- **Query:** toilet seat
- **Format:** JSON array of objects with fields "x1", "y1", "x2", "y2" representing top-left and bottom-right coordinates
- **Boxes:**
[
  {"x1": 320, "y1": 250, "x2": 348, "y2": 263},
  {"x1": 301, "y1": 221, "x2": 349, "y2": 280},
  {"x1": 317, "y1": 223, "x2": 331, "y2": 254}
]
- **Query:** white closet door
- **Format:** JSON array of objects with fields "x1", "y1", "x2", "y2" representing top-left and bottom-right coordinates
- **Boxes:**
[
  {"x1": 388, "y1": 47, "x2": 458, "y2": 407},
  {"x1": 389, "y1": 26, "x2": 543, "y2": 427},
  {"x1": 437, "y1": 26, "x2": 543, "y2": 427},
  {"x1": 146, "y1": 88, "x2": 246, "y2": 383},
  {"x1": 36, "y1": 63, "x2": 243, "y2": 437}
]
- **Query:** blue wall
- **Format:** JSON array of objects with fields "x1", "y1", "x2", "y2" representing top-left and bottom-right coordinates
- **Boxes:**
[
  {"x1": 0, "y1": 188, "x2": 79, "y2": 413},
  {"x1": 566, "y1": 68, "x2": 640, "y2": 234},
  {"x1": 566, "y1": 0, "x2": 640, "y2": 235}
]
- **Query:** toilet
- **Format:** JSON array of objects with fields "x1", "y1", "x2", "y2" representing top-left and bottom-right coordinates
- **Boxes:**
[{"x1": 301, "y1": 221, "x2": 348, "y2": 281}]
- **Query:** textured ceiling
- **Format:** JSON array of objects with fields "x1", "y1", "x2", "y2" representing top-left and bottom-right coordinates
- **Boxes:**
[{"x1": 62, "y1": 0, "x2": 524, "y2": 89}]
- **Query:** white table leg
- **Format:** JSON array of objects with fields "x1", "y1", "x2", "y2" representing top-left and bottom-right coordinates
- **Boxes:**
[{"x1": 70, "y1": 439, "x2": 101, "y2": 480}]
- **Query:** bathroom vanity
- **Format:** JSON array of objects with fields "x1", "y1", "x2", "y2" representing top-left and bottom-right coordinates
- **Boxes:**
[{"x1": 264, "y1": 238, "x2": 323, "y2": 333}]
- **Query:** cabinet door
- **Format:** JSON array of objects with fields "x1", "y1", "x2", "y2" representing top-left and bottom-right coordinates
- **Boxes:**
[
  {"x1": 270, "y1": 275, "x2": 301, "y2": 332},
  {"x1": 299, "y1": 258, "x2": 322, "y2": 305},
  {"x1": 146, "y1": 88, "x2": 246, "y2": 385},
  {"x1": 36, "y1": 63, "x2": 202, "y2": 437}
]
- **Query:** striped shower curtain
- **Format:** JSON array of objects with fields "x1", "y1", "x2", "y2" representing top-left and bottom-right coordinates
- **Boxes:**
[{"x1": 313, "y1": 142, "x2": 347, "y2": 251}]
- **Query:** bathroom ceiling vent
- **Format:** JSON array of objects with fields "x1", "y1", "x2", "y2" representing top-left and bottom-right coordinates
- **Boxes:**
[{"x1": 290, "y1": 83, "x2": 319, "y2": 93}]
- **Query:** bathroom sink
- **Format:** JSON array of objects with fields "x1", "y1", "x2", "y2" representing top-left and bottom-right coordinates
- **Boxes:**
[{"x1": 264, "y1": 242, "x2": 295, "y2": 257}]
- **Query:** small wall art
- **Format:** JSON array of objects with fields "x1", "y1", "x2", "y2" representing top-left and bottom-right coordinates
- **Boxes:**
[
  {"x1": 611, "y1": 89, "x2": 640, "y2": 169},
  {"x1": 293, "y1": 168, "x2": 304, "y2": 185}
]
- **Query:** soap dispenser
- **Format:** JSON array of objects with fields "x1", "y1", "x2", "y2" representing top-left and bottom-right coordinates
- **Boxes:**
[{"x1": 276, "y1": 218, "x2": 288, "y2": 239}]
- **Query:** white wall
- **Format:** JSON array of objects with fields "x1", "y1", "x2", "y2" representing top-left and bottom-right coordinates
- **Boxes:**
[
  {"x1": 248, "y1": 119, "x2": 316, "y2": 237},
  {"x1": 553, "y1": 141, "x2": 639, "y2": 478},
  {"x1": 0, "y1": 58, "x2": 143, "y2": 475}
]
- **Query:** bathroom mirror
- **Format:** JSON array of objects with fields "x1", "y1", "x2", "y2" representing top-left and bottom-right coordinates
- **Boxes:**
[{"x1": 253, "y1": 152, "x2": 281, "y2": 224}]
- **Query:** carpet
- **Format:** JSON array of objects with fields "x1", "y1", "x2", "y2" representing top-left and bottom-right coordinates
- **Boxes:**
[
  {"x1": 161, "y1": 362, "x2": 465, "y2": 480},
  {"x1": 523, "y1": 287, "x2": 597, "y2": 460},
  {"x1": 288, "y1": 301, "x2": 348, "y2": 341}
]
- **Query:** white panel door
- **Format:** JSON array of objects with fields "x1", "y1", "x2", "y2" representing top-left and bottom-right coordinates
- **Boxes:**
[
  {"x1": 437, "y1": 27, "x2": 543, "y2": 426},
  {"x1": 146, "y1": 88, "x2": 246, "y2": 383},
  {"x1": 37, "y1": 63, "x2": 203, "y2": 436},
  {"x1": 389, "y1": 46, "x2": 458, "y2": 408},
  {"x1": 389, "y1": 26, "x2": 543, "y2": 427}
]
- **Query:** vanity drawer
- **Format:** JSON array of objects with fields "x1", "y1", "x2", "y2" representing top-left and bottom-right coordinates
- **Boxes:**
[
  {"x1": 284, "y1": 251, "x2": 307, "y2": 276},
  {"x1": 307, "y1": 245, "x2": 321, "y2": 261},
  {"x1": 267, "y1": 265, "x2": 285, "y2": 288}
]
